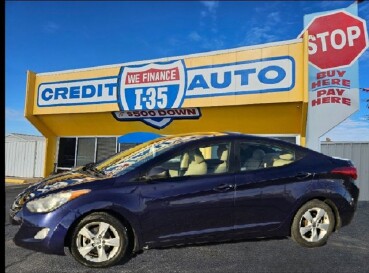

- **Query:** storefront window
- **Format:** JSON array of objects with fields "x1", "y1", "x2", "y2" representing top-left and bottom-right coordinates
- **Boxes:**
[
  {"x1": 57, "y1": 138, "x2": 76, "y2": 168},
  {"x1": 76, "y1": 138, "x2": 96, "y2": 167},
  {"x1": 57, "y1": 137, "x2": 120, "y2": 171},
  {"x1": 96, "y1": 137, "x2": 117, "y2": 162}
]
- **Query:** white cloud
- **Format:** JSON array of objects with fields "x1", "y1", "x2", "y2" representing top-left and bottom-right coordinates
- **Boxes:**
[
  {"x1": 168, "y1": 37, "x2": 181, "y2": 47},
  {"x1": 199, "y1": 1, "x2": 219, "y2": 34},
  {"x1": 200, "y1": 36, "x2": 225, "y2": 50},
  {"x1": 188, "y1": 31, "x2": 202, "y2": 42},
  {"x1": 320, "y1": 118, "x2": 369, "y2": 141},
  {"x1": 242, "y1": 25, "x2": 278, "y2": 46},
  {"x1": 200, "y1": 1, "x2": 219, "y2": 15},
  {"x1": 5, "y1": 108, "x2": 25, "y2": 121},
  {"x1": 185, "y1": 1, "x2": 224, "y2": 50},
  {"x1": 43, "y1": 21, "x2": 60, "y2": 33},
  {"x1": 267, "y1": 11, "x2": 281, "y2": 23},
  {"x1": 239, "y1": 9, "x2": 283, "y2": 46}
]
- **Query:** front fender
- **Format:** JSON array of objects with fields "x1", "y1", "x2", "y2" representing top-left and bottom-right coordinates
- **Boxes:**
[{"x1": 58, "y1": 192, "x2": 145, "y2": 251}]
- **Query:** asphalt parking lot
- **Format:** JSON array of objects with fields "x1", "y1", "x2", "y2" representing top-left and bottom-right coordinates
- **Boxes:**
[{"x1": 5, "y1": 183, "x2": 369, "y2": 273}]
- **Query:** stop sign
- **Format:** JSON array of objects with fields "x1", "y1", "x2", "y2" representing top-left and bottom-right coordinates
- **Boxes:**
[{"x1": 305, "y1": 10, "x2": 368, "y2": 70}]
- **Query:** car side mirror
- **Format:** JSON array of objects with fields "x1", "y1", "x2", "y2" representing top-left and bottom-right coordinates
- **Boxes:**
[{"x1": 147, "y1": 166, "x2": 170, "y2": 180}]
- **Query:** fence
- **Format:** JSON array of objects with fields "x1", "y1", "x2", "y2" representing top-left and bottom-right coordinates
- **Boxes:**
[{"x1": 321, "y1": 142, "x2": 369, "y2": 201}]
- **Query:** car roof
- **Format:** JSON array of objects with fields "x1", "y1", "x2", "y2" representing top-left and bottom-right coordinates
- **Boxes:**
[
  {"x1": 142, "y1": 132, "x2": 299, "y2": 148},
  {"x1": 162, "y1": 132, "x2": 272, "y2": 140},
  {"x1": 169, "y1": 132, "x2": 304, "y2": 151},
  {"x1": 165, "y1": 132, "x2": 227, "y2": 137}
]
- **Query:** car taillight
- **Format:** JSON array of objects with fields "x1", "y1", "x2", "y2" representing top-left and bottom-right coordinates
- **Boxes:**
[{"x1": 331, "y1": 166, "x2": 358, "y2": 180}]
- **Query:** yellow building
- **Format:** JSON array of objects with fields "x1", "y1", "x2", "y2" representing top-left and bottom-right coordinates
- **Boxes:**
[{"x1": 25, "y1": 34, "x2": 309, "y2": 177}]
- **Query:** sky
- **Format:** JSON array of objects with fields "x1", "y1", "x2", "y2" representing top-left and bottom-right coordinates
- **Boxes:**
[{"x1": 5, "y1": 0, "x2": 369, "y2": 141}]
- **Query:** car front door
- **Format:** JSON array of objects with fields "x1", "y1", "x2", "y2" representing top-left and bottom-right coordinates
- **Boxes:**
[{"x1": 137, "y1": 141, "x2": 236, "y2": 247}]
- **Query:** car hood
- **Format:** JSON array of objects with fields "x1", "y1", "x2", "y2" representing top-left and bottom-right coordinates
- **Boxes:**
[{"x1": 12, "y1": 169, "x2": 106, "y2": 210}]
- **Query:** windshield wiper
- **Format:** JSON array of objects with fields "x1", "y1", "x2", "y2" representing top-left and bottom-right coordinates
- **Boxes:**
[{"x1": 82, "y1": 163, "x2": 106, "y2": 177}]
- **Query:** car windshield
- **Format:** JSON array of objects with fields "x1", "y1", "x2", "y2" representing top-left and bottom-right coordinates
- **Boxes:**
[{"x1": 94, "y1": 134, "x2": 216, "y2": 177}]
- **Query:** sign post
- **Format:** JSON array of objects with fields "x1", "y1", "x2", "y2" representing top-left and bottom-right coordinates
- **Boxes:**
[{"x1": 302, "y1": 3, "x2": 368, "y2": 151}]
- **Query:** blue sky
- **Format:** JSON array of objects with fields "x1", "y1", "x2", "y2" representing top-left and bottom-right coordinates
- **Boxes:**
[{"x1": 5, "y1": 0, "x2": 369, "y2": 141}]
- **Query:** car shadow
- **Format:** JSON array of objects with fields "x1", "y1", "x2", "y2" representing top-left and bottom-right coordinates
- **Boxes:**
[{"x1": 127, "y1": 236, "x2": 288, "y2": 260}]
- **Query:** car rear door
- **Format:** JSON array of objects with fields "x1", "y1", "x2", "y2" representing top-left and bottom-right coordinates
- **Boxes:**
[{"x1": 233, "y1": 139, "x2": 311, "y2": 236}]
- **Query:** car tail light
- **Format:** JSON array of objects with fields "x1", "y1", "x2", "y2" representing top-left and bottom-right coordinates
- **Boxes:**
[{"x1": 331, "y1": 166, "x2": 358, "y2": 180}]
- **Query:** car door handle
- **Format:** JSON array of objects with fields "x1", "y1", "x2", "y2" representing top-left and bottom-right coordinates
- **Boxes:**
[
  {"x1": 295, "y1": 172, "x2": 313, "y2": 180},
  {"x1": 214, "y1": 184, "x2": 234, "y2": 192}
]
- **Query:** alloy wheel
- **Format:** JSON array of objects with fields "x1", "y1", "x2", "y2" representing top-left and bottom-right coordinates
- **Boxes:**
[
  {"x1": 76, "y1": 221, "x2": 121, "y2": 263},
  {"x1": 299, "y1": 207, "x2": 330, "y2": 242}
]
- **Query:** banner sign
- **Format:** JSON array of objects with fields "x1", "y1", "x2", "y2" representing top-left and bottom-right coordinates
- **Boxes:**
[
  {"x1": 112, "y1": 108, "x2": 201, "y2": 129},
  {"x1": 303, "y1": 3, "x2": 368, "y2": 151},
  {"x1": 118, "y1": 60, "x2": 186, "y2": 112},
  {"x1": 37, "y1": 55, "x2": 296, "y2": 129}
]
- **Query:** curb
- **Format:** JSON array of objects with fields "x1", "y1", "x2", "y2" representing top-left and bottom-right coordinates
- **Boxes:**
[
  {"x1": 5, "y1": 178, "x2": 27, "y2": 184},
  {"x1": 5, "y1": 178, "x2": 43, "y2": 184}
]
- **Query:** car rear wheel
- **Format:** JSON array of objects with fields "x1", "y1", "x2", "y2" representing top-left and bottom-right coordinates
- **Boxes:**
[
  {"x1": 291, "y1": 199, "x2": 335, "y2": 247},
  {"x1": 70, "y1": 212, "x2": 130, "y2": 268}
]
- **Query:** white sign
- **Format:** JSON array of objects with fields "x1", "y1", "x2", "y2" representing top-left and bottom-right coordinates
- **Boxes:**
[
  {"x1": 38, "y1": 77, "x2": 118, "y2": 107},
  {"x1": 304, "y1": 3, "x2": 364, "y2": 151},
  {"x1": 186, "y1": 57, "x2": 295, "y2": 97}
]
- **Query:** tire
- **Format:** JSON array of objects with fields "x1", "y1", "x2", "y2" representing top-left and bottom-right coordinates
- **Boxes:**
[
  {"x1": 69, "y1": 212, "x2": 130, "y2": 268},
  {"x1": 291, "y1": 199, "x2": 335, "y2": 247}
]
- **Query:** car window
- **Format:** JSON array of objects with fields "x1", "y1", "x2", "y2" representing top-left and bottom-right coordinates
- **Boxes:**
[
  {"x1": 239, "y1": 142, "x2": 303, "y2": 171},
  {"x1": 97, "y1": 135, "x2": 213, "y2": 177},
  {"x1": 147, "y1": 142, "x2": 231, "y2": 179}
]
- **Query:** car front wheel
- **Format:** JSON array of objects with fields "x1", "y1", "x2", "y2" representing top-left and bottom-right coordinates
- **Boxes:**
[
  {"x1": 70, "y1": 212, "x2": 130, "y2": 268},
  {"x1": 291, "y1": 199, "x2": 335, "y2": 247}
]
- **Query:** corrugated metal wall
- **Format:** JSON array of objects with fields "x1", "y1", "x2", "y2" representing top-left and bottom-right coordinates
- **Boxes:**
[
  {"x1": 5, "y1": 140, "x2": 45, "y2": 178},
  {"x1": 321, "y1": 142, "x2": 369, "y2": 201}
]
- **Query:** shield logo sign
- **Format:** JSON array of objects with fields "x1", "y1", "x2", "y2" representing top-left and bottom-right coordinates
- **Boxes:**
[{"x1": 117, "y1": 60, "x2": 187, "y2": 128}]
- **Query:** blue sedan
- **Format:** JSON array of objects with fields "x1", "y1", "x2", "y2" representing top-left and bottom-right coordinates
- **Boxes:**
[{"x1": 10, "y1": 132, "x2": 359, "y2": 268}]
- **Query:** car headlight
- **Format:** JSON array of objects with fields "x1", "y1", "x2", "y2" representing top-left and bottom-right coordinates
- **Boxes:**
[{"x1": 26, "y1": 189, "x2": 91, "y2": 213}]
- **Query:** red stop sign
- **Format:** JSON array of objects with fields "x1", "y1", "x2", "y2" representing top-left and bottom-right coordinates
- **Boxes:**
[{"x1": 305, "y1": 10, "x2": 368, "y2": 70}]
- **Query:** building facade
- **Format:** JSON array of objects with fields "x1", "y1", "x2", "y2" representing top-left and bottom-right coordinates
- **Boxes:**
[{"x1": 25, "y1": 36, "x2": 309, "y2": 177}]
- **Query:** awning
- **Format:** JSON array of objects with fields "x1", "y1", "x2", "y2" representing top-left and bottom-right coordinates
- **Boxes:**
[{"x1": 118, "y1": 132, "x2": 163, "y2": 144}]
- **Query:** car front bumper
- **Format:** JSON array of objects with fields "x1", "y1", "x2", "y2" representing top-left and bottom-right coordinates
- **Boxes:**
[{"x1": 9, "y1": 207, "x2": 78, "y2": 255}]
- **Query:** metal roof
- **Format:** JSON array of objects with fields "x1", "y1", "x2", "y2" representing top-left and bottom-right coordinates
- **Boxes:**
[{"x1": 5, "y1": 133, "x2": 45, "y2": 142}]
